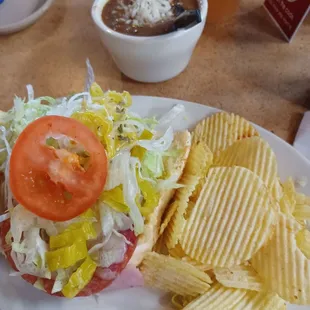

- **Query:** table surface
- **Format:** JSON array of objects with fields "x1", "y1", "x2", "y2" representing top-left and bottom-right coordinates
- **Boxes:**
[{"x1": 0, "y1": 0, "x2": 309, "y2": 143}]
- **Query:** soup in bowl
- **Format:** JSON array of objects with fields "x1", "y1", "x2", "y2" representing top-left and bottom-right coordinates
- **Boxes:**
[{"x1": 91, "y1": 0, "x2": 208, "y2": 83}]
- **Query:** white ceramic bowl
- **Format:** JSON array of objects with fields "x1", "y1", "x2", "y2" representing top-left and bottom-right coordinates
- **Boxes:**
[
  {"x1": 0, "y1": 0, "x2": 55, "y2": 35},
  {"x1": 92, "y1": 0, "x2": 208, "y2": 83}
]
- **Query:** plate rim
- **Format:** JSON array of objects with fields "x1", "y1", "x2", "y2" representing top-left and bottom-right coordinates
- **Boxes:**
[{"x1": 132, "y1": 95, "x2": 310, "y2": 169}]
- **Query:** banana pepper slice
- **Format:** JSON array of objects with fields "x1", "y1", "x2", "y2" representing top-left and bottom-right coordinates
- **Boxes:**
[
  {"x1": 137, "y1": 175, "x2": 159, "y2": 217},
  {"x1": 71, "y1": 110, "x2": 114, "y2": 158},
  {"x1": 100, "y1": 185, "x2": 129, "y2": 213},
  {"x1": 50, "y1": 209, "x2": 97, "y2": 249},
  {"x1": 50, "y1": 222, "x2": 97, "y2": 249},
  {"x1": 131, "y1": 130, "x2": 153, "y2": 161},
  {"x1": 62, "y1": 256, "x2": 97, "y2": 298},
  {"x1": 46, "y1": 239, "x2": 88, "y2": 272}
]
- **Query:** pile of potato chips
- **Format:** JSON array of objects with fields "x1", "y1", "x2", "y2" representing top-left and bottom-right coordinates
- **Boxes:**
[{"x1": 140, "y1": 112, "x2": 310, "y2": 309}]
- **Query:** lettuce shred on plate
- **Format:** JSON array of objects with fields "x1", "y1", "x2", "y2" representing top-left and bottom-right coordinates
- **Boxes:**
[{"x1": 0, "y1": 77, "x2": 185, "y2": 297}]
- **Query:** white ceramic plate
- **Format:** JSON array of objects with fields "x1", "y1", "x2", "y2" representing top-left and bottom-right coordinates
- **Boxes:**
[
  {"x1": 0, "y1": 0, "x2": 54, "y2": 35},
  {"x1": 0, "y1": 96, "x2": 309, "y2": 310}
]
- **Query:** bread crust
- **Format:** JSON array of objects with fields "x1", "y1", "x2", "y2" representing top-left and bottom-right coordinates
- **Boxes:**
[{"x1": 129, "y1": 130, "x2": 191, "y2": 266}]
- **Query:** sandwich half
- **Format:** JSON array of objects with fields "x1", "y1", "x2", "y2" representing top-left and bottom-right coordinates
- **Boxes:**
[{"x1": 0, "y1": 83, "x2": 190, "y2": 298}]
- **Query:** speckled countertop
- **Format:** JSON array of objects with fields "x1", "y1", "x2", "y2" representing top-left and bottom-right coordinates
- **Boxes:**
[{"x1": 0, "y1": 0, "x2": 309, "y2": 143}]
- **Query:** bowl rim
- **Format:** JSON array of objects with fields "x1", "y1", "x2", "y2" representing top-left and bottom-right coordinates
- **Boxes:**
[
  {"x1": 91, "y1": 0, "x2": 208, "y2": 42},
  {"x1": 0, "y1": 0, "x2": 55, "y2": 34}
]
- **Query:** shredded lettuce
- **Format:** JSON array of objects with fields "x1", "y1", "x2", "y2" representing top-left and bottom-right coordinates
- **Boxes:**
[
  {"x1": 137, "y1": 126, "x2": 173, "y2": 153},
  {"x1": 104, "y1": 151, "x2": 144, "y2": 234},
  {"x1": 142, "y1": 152, "x2": 164, "y2": 179},
  {"x1": 157, "y1": 174, "x2": 184, "y2": 190},
  {"x1": 156, "y1": 104, "x2": 185, "y2": 132},
  {"x1": 0, "y1": 212, "x2": 10, "y2": 223},
  {"x1": 33, "y1": 279, "x2": 47, "y2": 292},
  {"x1": 52, "y1": 269, "x2": 70, "y2": 293},
  {"x1": 0, "y1": 63, "x2": 183, "y2": 283},
  {"x1": 98, "y1": 204, "x2": 133, "y2": 238}
]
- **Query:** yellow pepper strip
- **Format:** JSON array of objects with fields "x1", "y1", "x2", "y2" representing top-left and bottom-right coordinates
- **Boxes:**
[
  {"x1": 100, "y1": 185, "x2": 130, "y2": 213},
  {"x1": 71, "y1": 111, "x2": 114, "y2": 158},
  {"x1": 62, "y1": 256, "x2": 97, "y2": 298},
  {"x1": 50, "y1": 209, "x2": 97, "y2": 249},
  {"x1": 80, "y1": 208, "x2": 96, "y2": 220},
  {"x1": 46, "y1": 239, "x2": 88, "y2": 272},
  {"x1": 90, "y1": 83, "x2": 132, "y2": 108},
  {"x1": 49, "y1": 222, "x2": 97, "y2": 249},
  {"x1": 137, "y1": 174, "x2": 159, "y2": 217},
  {"x1": 106, "y1": 90, "x2": 132, "y2": 107},
  {"x1": 131, "y1": 130, "x2": 153, "y2": 161},
  {"x1": 90, "y1": 82, "x2": 105, "y2": 98}
]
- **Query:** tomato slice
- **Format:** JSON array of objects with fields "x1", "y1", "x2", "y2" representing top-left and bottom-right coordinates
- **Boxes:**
[
  {"x1": 9, "y1": 116, "x2": 108, "y2": 221},
  {"x1": 0, "y1": 220, "x2": 137, "y2": 297}
]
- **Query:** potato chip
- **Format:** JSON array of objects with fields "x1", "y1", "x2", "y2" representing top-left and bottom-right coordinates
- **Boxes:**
[
  {"x1": 159, "y1": 201, "x2": 178, "y2": 236},
  {"x1": 192, "y1": 112, "x2": 259, "y2": 154},
  {"x1": 183, "y1": 141, "x2": 213, "y2": 176},
  {"x1": 171, "y1": 294, "x2": 195, "y2": 309},
  {"x1": 296, "y1": 192, "x2": 310, "y2": 205},
  {"x1": 140, "y1": 252, "x2": 212, "y2": 296},
  {"x1": 164, "y1": 175, "x2": 200, "y2": 250},
  {"x1": 183, "y1": 141, "x2": 213, "y2": 200},
  {"x1": 214, "y1": 264, "x2": 264, "y2": 291},
  {"x1": 153, "y1": 233, "x2": 168, "y2": 255},
  {"x1": 293, "y1": 192, "x2": 310, "y2": 221},
  {"x1": 180, "y1": 166, "x2": 276, "y2": 267},
  {"x1": 183, "y1": 283, "x2": 248, "y2": 310},
  {"x1": 294, "y1": 204, "x2": 310, "y2": 221},
  {"x1": 214, "y1": 137, "x2": 278, "y2": 189},
  {"x1": 184, "y1": 283, "x2": 286, "y2": 310},
  {"x1": 279, "y1": 195, "x2": 294, "y2": 217},
  {"x1": 233, "y1": 290, "x2": 287, "y2": 309},
  {"x1": 181, "y1": 256, "x2": 213, "y2": 272},
  {"x1": 166, "y1": 243, "x2": 213, "y2": 271},
  {"x1": 279, "y1": 178, "x2": 299, "y2": 217},
  {"x1": 251, "y1": 213, "x2": 310, "y2": 304},
  {"x1": 169, "y1": 242, "x2": 187, "y2": 258},
  {"x1": 161, "y1": 142, "x2": 212, "y2": 245},
  {"x1": 295, "y1": 229, "x2": 310, "y2": 259},
  {"x1": 271, "y1": 178, "x2": 283, "y2": 202}
]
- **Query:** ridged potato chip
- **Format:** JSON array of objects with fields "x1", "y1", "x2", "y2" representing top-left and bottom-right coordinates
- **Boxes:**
[
  {"x1": 140, "y1": 252, "x2": 212, "y2": 296},
  {"x1": 293, "y1": 192, "x2": 310, "y2": 221},
  {"x1": 214, "y1": 137, "x2": 278, "y2": 189},
  {"x1": 294, "y1": 204, "x2": 310, "y2": 221},
  {"x1": 164, "y1": 175, "x2": 200, "y2": 249},
  {"x1": 214, "y1": 264, "x2": 264, "y2": 291},
  {"x1": 251, "y1": 214, "x2": 310, "y2": 304},
  {"x1": 184, "y1": 283, "x2": 286, "y2": 310},
  {"x1": 295, "y1": 229, "x2": 310, "y2": 259},
  {"x1": 169, "y1": 242, "x2": 187, "y2": 258},
  {"x1": 271, "y1": 178, "x2": 283, "y2": 202},
  {"x1": 180, "y1": 166, "x2": 276, "y2": 267},
  {"x1": 153, "y1": 233, "x2": 168, "y2": 255},
  {"x1": 171, "y1": 294, "x2": 195, "y2": 309},
  {"x1": 233, "y1": 290, "x2": 287, "y2": 309},
  {"x1": 183, "y1": 283, "x2": 248, "y2": 310},
  {"x1": 181, "y1": 256, "x2": 213, "y2": 272},
  {"x1": 159, "y1": 201, "x2": 178, "y2": 237},
  {"x1": 183, "y1": 141, "x2": 213, "y2": 176},
  {"x1": 166, "y1": 243, "x2": 212, "y2": 271},
  {"x1": 183, "y1": 141, "x2": 213, "y2": 200},
  {"x1": 192, "y1": 112, "x2": 259, "y2": 154},
  {"x1": 162, "y1": 142, "x2": 212, "y2": 247}
]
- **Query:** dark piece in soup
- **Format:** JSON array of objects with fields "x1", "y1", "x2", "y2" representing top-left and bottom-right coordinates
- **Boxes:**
[{"x1": 102, "y1": 0, "x2": 199, "y2": 37}]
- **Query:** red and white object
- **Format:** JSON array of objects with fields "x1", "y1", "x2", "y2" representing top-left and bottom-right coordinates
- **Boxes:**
[{"x1": 264, "y1": 0, "x2": 309, "y2": 42}]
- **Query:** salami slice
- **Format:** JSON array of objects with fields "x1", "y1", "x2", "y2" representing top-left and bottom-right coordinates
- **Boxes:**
[{"x1": 0, "y1": 219, "x2": 137, "y2": 297}]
